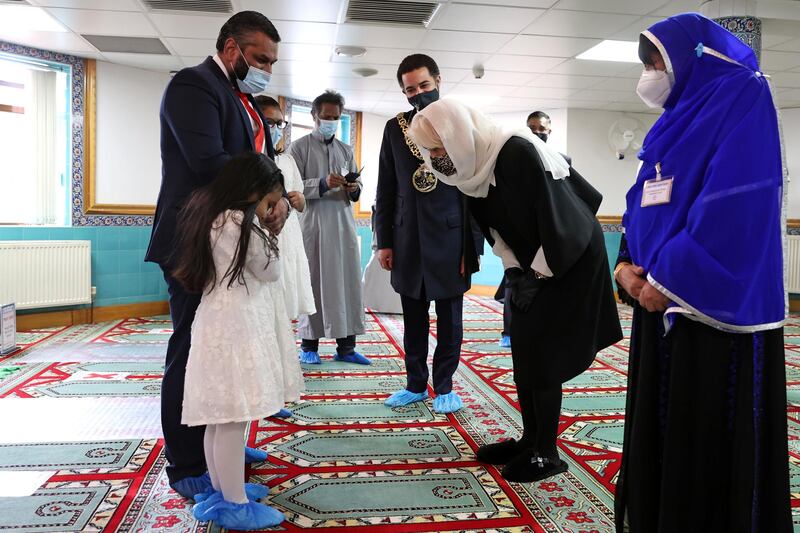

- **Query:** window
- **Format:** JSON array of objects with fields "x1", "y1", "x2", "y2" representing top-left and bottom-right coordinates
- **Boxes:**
[
  {"x1": 0, "y1": 53, "x2": 71, "y2": 225},
  {"x1": 288, "y1": 103, "x2": 351, "y2": 145}
]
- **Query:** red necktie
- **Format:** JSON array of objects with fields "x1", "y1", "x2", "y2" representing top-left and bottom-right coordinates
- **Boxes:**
[{"x1": 237, "y1": 92, "x2": 265, "y2": 153}]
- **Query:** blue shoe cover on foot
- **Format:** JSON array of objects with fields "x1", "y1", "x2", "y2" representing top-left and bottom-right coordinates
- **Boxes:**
[
  {"x1": 171, "y1": 472, "x2": 212, "y2": 499},
  {"x1": 193, "y1": 484, "x2": 270, "y2": 519},
  {"x1": 200, "y1": 499, "x2": 284, "y2": 530},
  {"x1": 433, "y1": 392, "x2": 463, "y2": 414},
  {"x1": 334, "y1": 351, "x2": 371, "y2": 365},
  {"x1": 273, "y1": 408, "x2": 292, "y2": 418},
  {"x1": 244, "y1": 446, "x2": 267, "y2": 463},
  {"x1": 299, "y1": 350, "x2": 321, "y2": 364},
  {"x1": 499, "y1": 335, "x2": 511, "y2": 348},
  {"x1": 384, "y1": 389, "x2": 428, "y2": 407}
]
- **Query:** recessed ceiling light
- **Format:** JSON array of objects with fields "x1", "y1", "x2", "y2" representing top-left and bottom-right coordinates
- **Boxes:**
[
  {"x1": 577, "y1": 40, "x2": 639, "y2": 63},
  {"x1": 336, "y1": 46, "x2": 367, "y2": 58},
  {"x1": 353, "y1": 67, "x2": 378, "y2": 77},
  {"x1": 0, "y1": 5, "x2": 66, "y2": 33}
]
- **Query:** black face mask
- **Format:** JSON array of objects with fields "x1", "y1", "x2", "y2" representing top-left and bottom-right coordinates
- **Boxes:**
[
  {"x1": 408, "y1": 88, "x2": 440, "y2": 111},
  {"x1": 430, "y1": 153, "x2": 456, "y2": 176},
  {"x1": 534, "y1": 132, "x2": 549, "y2": 143}
]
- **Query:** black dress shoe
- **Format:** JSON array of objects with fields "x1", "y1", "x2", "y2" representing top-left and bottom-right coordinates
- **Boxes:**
[
  {"x1": 476, "y1": 439, "x2": 526, "y2": 465},
  {"x1": 501, "y1": 450, "x2": 568, "y2": 482}
]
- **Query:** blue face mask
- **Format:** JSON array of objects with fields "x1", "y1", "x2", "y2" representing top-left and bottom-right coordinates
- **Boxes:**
[
  {"x1": 232, "y1": 42, "x2": 271, "y2": 94},
  {"x1": 270, "y1": 125, "x2": 283, "y2": 147},
  {"x1": 317, "y1": 119, "x2": 339, "y2": 139}
]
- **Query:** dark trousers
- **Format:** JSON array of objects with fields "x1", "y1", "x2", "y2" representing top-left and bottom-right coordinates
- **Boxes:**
[
  {"x1": 301, "y1": 335, "x2": 356, "y2": 355},
  {"x1": 502, "y1": 287, "x2": 512, "y2": 337},
  {"x1": 517, "y1": 384, "x2": 563, "y2": 459},
  {"x1": 161, "y1": 271, "x2": 207, "y2": 484},
  {"x1": 400, "y1": 294, "x2": 463, "y2": 395}
]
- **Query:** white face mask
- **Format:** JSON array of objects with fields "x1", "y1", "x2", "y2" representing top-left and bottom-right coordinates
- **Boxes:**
[{"x1": 636, "y1": 69, "x2": 674, "y2": 109}]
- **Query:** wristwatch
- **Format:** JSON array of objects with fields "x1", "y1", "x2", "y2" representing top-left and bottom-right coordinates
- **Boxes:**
[{"x1": 613, "y1": 262, "x2": 630, "y2": 281}]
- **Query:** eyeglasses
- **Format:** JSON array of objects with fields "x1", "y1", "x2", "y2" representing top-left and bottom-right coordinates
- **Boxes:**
[{"x1": 265, "y1": 119, "x2": 286, "y2": 129}]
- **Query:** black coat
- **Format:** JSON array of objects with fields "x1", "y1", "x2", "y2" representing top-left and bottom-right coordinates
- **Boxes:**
[
  {"x1": 145, "y1": 57, "x2": 274, "y2": 267},
  {"x1": 375, "y1": 110, "x2": 483, "y2": 301},
  {"x1": 471, "y1": 137, "x2": 622, "y2": 387}
]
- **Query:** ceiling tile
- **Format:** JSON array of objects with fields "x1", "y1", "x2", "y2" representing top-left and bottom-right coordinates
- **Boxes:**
[
  {"x1": 508, "y1": 85, "x2": 577, "y2": 99},
  {"x1": 499, "y1": 34, "x2": 601, "y2": 58},
  {"x1": 589, "y1": 76, "x2": 638, "y2": 92},
  {"x1": 522, "y1": 10, "x2": 640, "y2": 38},
  {"x1": 326, "y1": 77, "x2": 393, "y2": 92},
  {"x1": 485, "y1": 54, "x2": 565, "y2": 73},
  {"x1": 768, "y1": 37, "x2": 800, "y2": 53},
  {"x1": 331, "y1": 47, "x2": 409, "y2": 66},
  {"x1": 447, "y1": 83, "x2": 518, "y2": 97},
  {"x1": 471, "y1": 70, "x2": 536, "y2": 86},
  {"x1": 761, "y1": 50, "x2": 800, "y2": 71},
  {"x1": 0, "y1": 29, "x2": 97, "y2": 53},
  {"x1": 418, "y1": 50, "x2": 490, "y2": 70},
  {"x1": 432, "y1": 3, "x2": 545, "y2": 33},
  {"x1": 165, "y1": 38, "x2": 214, "y2": 56},
  {"x1": 275, "y1": 20, "x2": 337, "y2": 45},
  {"x1": 650, "y1": 0, "x2": 705, "y2": 17},
  {"x1": 180, "y1": 56, "x2": 207, "y2": 67},
  {"x1": 771, "y1": 71, "x2": 800, "y2": 88},
  {"x1": 456, "y1": 0, "x2": 557, "y2": 7},
  {"x1": 46, "y1": 8, "x2": 158, "y2": 36},
  {"x1": 335, "y1": 23, "x2": 425, "y2": 49},
  {"x1": 438, "y1": 68, "x2": 471, "y2": 84},
  {"x1": 101, "y1": 52, "x2": 182, "y2": 71},
  {"x1": 532, "y1": 73, "x2": 603, "y2": 88},
  {"x1": 420, "y1": 30, "x2": 512, "y2": 54},
  {"x1": 37, "y1": 0, "x2": 141, "y2": 10},
  {"x1": 554, "y1": 0, "x2": 667, "y2": 15},
  {"x1": 548, "y1": 58, "x2": 636, "y2": 76},
  {"x1": 279, "y1": 42, "x2": 332, "y2": 62},
  {"x1": 609, "y1": 16, "x2": 663, "y2": 40},
  {"x1": 149, "y1": 13, "x2": 228, "y2": 38},
  {"x1": 234, "y1": 0, "x2": 343, "y2": 24},
  {"x1": 572, "y1": 88, "x2": 642, "y2": 103}
]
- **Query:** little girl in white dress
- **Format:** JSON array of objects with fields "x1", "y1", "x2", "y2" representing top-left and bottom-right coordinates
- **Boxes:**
[{"x1": 173, "y1": 152, "x2": 296, "y2": 531}]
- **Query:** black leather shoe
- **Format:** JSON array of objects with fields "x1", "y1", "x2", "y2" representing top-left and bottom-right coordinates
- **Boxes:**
[
  {"x1": 476, "y1": 439, "x2": 525, "y2": 465},
  {"x1": 501, "y1": 451, "x2": 568, "y2": 482}
]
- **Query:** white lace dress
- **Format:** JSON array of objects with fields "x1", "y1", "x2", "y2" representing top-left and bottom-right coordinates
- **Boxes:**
[
  {"x1": 276, "y1": 153, "x2": 316, "y2": 319},
  {"x1": 182, "y1": 210, "x2": 297, "y2": 426}
]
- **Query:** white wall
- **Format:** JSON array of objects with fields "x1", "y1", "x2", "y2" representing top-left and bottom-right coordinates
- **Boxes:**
[
  {"x1": 489, "y1": 108, "x2": 568, "y2": 156},
  {"x1": 357, "y1": 111, "x2": 392, "y2": 213},
  {"x1": 566, "y1": 108, "x2": 660, "y2": 216},
  {"x1": 95, "y1": 61, "x2": 169, "y2": 206},
  {"x1": 782, "y1": 108, "x2": 800, "y2": 219}
]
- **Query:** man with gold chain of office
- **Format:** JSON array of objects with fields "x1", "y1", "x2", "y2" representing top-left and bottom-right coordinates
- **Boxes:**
[{"x1": 374, "y1": 54, "x2": 483, "y2": 414}]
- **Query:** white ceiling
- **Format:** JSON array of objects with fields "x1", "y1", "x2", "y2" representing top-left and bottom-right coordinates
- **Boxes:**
[{"x1": 2, "y1": 0, "x2": 800, "y2": 114}]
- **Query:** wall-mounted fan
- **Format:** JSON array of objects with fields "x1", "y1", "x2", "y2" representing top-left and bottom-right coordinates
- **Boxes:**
[{"x1": 608, "y1": 117, "x2": 646, "y2": 160}]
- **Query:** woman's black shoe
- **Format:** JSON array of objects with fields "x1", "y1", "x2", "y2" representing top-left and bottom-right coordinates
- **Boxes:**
[
  {"x1": 500, "y1": 451, "x2": 568, "y2": 482},
  {"x1": 475, "y1": 439, "x2": 525, "y2": 465}
]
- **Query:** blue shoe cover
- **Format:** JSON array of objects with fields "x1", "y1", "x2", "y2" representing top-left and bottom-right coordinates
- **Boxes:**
[
  {"x1": 433, "y1": 392, "x2": 463, "y2": 414},
  {"x1": 171, "y1": 472, "x2": 212, "y2": 499},
  {"x1": 499, "y1": 335, "x2": 511, "y2": 348},
  {"x1": 384, "y1": 389, "x2": 428, "y2": 407},
  {"x1": 333, "y1": 351, "x2": 371, "y2": 365},
  {"x1": 299, "y1": 350, "x2": 321, "y2": 364},
  {"x1": 193, "y1": 484, "x2": 270, "y2": 519},
  {"x1": 244, "y1": 446, "x2": 268, "y2": 463},
  {"x1": 273, "y1": 408, "x2": 292, "y2": 418},
  {"x1": 199, "y1": 499, "x2": 284, "y2": 530}
]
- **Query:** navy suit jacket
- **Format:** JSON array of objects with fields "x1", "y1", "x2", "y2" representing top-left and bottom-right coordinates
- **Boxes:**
[
  {"x1": 375, "y1": 110, "x2": 483, "y2": 301},
  {"x1": 145, "y1": 56, "x2": 274, "y2": 267}
]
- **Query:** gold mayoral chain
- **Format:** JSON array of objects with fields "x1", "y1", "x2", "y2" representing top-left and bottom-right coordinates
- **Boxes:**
[{"x1": 396, "y1": 112, "x2": 437, "y2": 193}]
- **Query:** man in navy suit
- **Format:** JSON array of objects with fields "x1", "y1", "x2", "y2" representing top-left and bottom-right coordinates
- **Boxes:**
[
  {"x1": 145, "y1": 11, "x2": 289, "y2": 499},
  {"x1": 375, "y1": 54, "x2": 483, "y2": 414}
]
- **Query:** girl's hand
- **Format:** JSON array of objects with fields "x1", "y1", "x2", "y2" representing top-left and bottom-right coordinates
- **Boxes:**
[{"x1": 287, "y1": 191, "x2": 305, "y2": 212}]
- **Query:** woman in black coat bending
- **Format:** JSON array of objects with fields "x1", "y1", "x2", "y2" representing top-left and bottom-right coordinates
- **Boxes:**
[{"x1": 409, "y1": 99, "x2": 622, "y2": 482}]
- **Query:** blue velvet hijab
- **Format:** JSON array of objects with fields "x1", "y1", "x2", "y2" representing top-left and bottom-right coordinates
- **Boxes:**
[{"x1": 623, "y1": 13, "x2": 785, "y2": 332}]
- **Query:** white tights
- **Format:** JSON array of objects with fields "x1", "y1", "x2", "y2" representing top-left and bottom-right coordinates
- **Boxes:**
[{"x1": 203, "y1": 422, "x2": 248, "y2": 504}]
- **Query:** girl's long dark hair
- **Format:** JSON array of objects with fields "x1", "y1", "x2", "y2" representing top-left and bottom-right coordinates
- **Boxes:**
[{"x1": 172, "y1": 152, "x2": 285, "y2": 294}]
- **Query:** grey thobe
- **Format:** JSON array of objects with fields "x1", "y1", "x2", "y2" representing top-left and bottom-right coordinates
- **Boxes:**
[{"x1": 290, "y1": 131, "x2": 365, "y2": 340}]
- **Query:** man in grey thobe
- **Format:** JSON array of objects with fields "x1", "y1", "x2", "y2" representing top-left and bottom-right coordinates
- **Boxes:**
[{"x1": 290, "y1": 90, "x2": 370, "y2": 365}]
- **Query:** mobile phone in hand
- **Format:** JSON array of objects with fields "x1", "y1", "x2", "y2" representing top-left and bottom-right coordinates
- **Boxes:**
[{"x1": 345, "y1": 166, "x2": 364, "y2": 183}]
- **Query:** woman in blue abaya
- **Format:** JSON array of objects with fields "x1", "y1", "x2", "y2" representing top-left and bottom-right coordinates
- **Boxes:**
[{"x1": 613, "y1": 13, "x2": 792, "y2": 532}]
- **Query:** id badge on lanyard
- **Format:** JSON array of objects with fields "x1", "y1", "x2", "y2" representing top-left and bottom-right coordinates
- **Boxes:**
[{"x1": 641, "y1": 162, "x2": 673, "y2": 207}]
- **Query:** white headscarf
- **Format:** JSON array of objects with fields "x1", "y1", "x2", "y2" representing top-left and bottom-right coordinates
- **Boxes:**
[{"x1": 408, "y1": 99, "x2": 570, "y2": 198}]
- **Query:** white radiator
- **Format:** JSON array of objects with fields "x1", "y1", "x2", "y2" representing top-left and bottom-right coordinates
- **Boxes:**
[
  {"x1": 788, "y1": 235, "x2": 800, "y2": 294},
  {"x1": 0, "y1": 240, "x2": 92, "y2": 310}
]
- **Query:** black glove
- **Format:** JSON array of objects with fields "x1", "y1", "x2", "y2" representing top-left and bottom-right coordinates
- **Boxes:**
[{"x1": 505, "y1": 267, "x2": 544, "y2": 312}]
